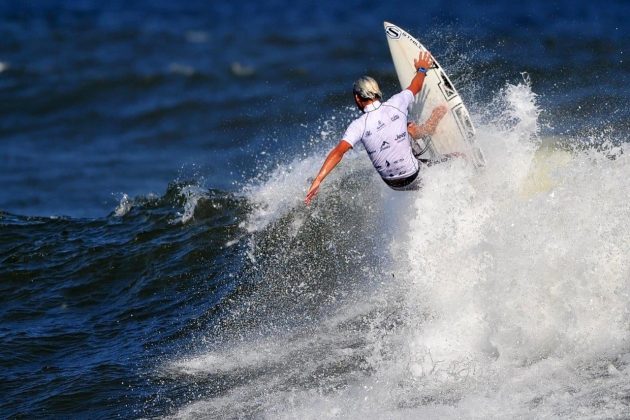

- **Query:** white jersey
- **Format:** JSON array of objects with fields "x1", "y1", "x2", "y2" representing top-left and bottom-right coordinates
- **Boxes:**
[{"x1": 342, "y1": 89, "x2": 418, "y2": 180}]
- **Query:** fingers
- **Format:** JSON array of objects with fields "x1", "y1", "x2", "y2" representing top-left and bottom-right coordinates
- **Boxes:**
[
  {"x1": 305, "y1": 186, "x2": 319, "y2": 205},
  {"x1": 416, "y1": 51, "x2": 434, "y2": 69},
  {"x1": 433, "y1": 105, "x2": 448, "y2": 117}
]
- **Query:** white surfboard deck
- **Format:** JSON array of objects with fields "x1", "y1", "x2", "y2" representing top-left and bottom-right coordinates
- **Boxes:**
[{"x1": 384, "y1": 22, "x2": 485, "y2": 167}]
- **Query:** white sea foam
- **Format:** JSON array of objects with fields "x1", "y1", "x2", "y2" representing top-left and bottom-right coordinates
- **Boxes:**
[
  {"x1": 240, "y1": 156, "x2": 318, "y2": 233},
  {"x1": 240, "y1": 151, "x2": 367, "y2": 234},
  {"x1": 114, "y1": 193, "x2": 132, "y2": 217},
  {"x1": 172, "y1": 184, "x2": 208, "y2": 224},
  {"x1": 166, "y1": 80, "x2": 630, "y2": 419}
]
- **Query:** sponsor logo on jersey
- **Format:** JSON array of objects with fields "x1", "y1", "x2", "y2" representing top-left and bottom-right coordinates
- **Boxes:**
[
  {"x1": 377, "y1": 120, "x2": 385, "y2": 131},
  {"x1": 380, "y1": 141, "x2": 390, "y2": 151},
  {"x1": 394, "y1": 132, "x2": 407, "y2": 142},
  {"x1": 390, "y1": 115, "x2": 400, "y2": 122},
  {"x1": 386, "y1": 160, "x2": 391, "y2": 167},
  {"x1": 367, "y1": 148, "x2": 376, "y2": 155},
  {"x1": 365, "y1": 130, "x2": 372, "y2": 137}
]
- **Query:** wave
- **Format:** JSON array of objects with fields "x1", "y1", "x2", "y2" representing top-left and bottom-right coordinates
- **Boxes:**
[
  {"x1": 159, "y1": 77, "x2": 630, "y2": 418},
  {"x1": 5, "y1": 77, "x2": 626, "y2": 418}
]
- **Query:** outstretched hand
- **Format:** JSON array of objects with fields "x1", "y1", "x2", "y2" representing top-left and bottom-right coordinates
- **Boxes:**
[
  {"x1": 414, "y1": 51, "x2": 434, "y2": 71},
  {"x1": 305, "y1": 182, "x2": 320, "y2": 205},
  {"x1": 407, "y1": 51, "x2": 435, "y2": 95},
  {"x1": 431, "y1": 104, "x2": 448, "y2": 121},
  {"x1": 407, "y1": 104, "x2": 449, "y2": 139},
  {"x1": 303, "y1": 140, "x2": 351, "y2": 206}
]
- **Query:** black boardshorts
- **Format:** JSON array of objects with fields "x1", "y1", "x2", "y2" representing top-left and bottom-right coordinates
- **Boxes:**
[{"x1": 382, "y1": 169, "x2": 421, "y2": 191}]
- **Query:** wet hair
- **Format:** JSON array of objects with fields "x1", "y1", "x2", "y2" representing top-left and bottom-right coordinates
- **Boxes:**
[{"x1": 353, "y1": 76, "x2": 382, "y2": 100}]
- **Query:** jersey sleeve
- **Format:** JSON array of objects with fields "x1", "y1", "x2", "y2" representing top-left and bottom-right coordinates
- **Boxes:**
[
  {"x1": 341, "y1": 119, "x2": 364, "y2": 147},
  {"x1": 385, "y1": 89, "x2": 414, "y2": 115}
]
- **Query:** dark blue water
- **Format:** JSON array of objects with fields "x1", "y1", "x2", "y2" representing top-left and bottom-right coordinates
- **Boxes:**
[{"x1": 1, "y1": 0, "x2": 629, "y2": 418}]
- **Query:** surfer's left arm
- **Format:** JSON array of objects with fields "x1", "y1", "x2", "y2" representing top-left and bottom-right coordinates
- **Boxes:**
[
  {"x1": 305, "y1": 140, "x2": 352, "y2": 205},
  {"x1": 408, "y1": 104, "x2": 448, "y2": 139},
  {"x1": 406, "y1": 51, "x2": 434, "y2": 96}
]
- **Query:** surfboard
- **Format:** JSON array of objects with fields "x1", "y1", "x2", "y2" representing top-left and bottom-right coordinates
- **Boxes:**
[{"x1": 384, "y1": 22, "x2": 485, "y2": 167}]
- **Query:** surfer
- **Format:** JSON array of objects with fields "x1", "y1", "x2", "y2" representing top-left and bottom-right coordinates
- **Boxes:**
[{"x1": 305, "y1": 51, "x2": 445, "y2": 205}]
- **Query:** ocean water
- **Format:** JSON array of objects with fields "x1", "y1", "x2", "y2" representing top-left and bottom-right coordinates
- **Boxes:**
[{"x1": 1, "y1": 0, "x2": 629, "y2": 418}]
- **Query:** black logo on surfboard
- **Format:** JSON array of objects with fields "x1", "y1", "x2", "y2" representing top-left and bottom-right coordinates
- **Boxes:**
[
  {"x1": 385, "y1": 26, "x2": 401, "y2": 39},
  {"x1": 438, "y1": 70, "x2": 456, "y2": 100}
]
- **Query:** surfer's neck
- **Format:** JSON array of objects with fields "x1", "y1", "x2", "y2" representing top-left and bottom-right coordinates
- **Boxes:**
[
  {"x1": 354, "y1": 94, "x2": 378, "y2": 112},
  {"x1": 362, "y1": 100, "x2": 381, "y2": 113}
]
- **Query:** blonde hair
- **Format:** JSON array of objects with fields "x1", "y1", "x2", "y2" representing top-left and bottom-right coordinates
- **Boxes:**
[{"x1": 353, "y1": 76, "x2": 382, "y2": 100}]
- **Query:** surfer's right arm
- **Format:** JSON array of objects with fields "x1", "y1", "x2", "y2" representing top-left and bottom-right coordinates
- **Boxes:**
[
  {"x1": 406, "y1": 51, "x2": 434, "y2": 96},
  {"x1": 305, "y1": 140, "x2": 352, "y2": 205}
]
